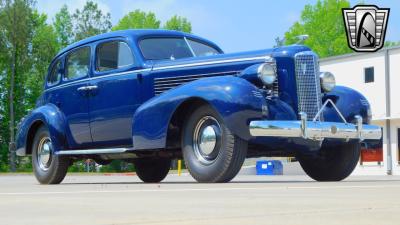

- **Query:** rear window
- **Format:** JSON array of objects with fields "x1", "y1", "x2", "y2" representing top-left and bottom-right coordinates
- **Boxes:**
[
  {"x1": 139, "y1": 38, "x2": 193, "y2": 60},
  {"x1": 96, "y1": 41, "x2": 134, "y2": 72},
  {"x1": 47, "y1": 59, "x2": 62, "y2": 86},
  {"x1": 65, "y1": 47, "x2": 90, "y2": 80}
]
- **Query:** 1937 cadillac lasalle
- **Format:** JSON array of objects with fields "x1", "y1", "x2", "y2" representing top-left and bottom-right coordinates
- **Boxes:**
[{"x1": 16, "y1": 29, "x2": 382, "y2": 184}]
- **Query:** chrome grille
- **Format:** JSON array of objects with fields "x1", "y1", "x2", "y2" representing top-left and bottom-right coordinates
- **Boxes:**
[
  {"x1": 272, "y1": 78, "x2": 279, "y2": 96},
  {"x1": 154, "y1": 71, "x2": 239, "y2": 95},
  {"x1": 294, "y1": 51, "x2": 322, "y2": 120}
]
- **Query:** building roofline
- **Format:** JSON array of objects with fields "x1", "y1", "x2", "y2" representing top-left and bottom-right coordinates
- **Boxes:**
[{"x1": 319, "y1": 45, "x2": 400, "y2": 62}]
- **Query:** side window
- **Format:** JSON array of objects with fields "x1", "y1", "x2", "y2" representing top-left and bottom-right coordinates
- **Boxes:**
[
  {"x1": 65, "y1": 47, "x2": 90, "y2": 80},
  {"x1": 96, "y1": 41, "x2": 134, "y2": 72},
  {"x1": 47, "y1": 59, "x2": 62, "y2": 86},
  {"x1": 187, "y1": 39, "x2": 220, "y2": 57}
]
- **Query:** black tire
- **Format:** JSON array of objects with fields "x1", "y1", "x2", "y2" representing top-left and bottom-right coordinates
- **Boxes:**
[
  {"x1": 135, "y1": 158, "x2": 171, "y2": 183},
  {"x1": 298, "y1": 141, "x2": 361, "y2": 181},
  {"x1": 182, "y1": 104, "x2": 247, "y2": 183},
  {"x1": 32, "y1": 126, "x2": 70, "y2": 184}
]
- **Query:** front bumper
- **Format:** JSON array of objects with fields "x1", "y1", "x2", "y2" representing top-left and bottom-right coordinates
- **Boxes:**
[{"x1": 249, "y1": 114, "x2": 382, "y2": 140}]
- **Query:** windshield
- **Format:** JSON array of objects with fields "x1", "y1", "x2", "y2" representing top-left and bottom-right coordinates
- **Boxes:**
[{"x1": 139, "y1": 37, "x2": 220, "y2": 60}]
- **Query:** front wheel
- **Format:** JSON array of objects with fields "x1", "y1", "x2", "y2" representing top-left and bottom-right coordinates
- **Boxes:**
[
  {"x1": 182, "y1": 104, "x2": 247, "y2": 183},
  {"x1": 298, "y1": 141, "x2": 361, "y2": 181},
  {"x1": 32, "y1": 126, "x2": 70, "y2": 184}
]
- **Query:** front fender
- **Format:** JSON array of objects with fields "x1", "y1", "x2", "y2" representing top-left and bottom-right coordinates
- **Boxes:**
[
  {"x1": 132, "y1": 76, "x2": 267, "y2": 150},
  {"x1": 323, "y1": 86, "x2": 371, "y2": 124},
  {"x1": 16, "y1": 104, "x2": 67, "y2": 156}
]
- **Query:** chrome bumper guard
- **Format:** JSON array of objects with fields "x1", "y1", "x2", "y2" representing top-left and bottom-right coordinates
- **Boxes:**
[{"x1": 249, "y1": 100, "x2": 382, "y2": 141}]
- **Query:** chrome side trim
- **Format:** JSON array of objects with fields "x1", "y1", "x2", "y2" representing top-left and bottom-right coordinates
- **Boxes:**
[
  {"x1": 56, "y1": 148, "x2": 133, "y2": 155},
  {"x1": 46, "y1": 55, "x2": 272, "y2": 92},
  {"x1": 154, "y1": 70, "x2": 239, "y2": 81},
  {"x1": 45, "y1": 68, "x2": 151, "y2": 92},
  {"x1": 249, "y1": 113, "x2": 382, "y2": 141},
  {"x1": 152, "y1": 55, "x2": 273, "y2": 71}
]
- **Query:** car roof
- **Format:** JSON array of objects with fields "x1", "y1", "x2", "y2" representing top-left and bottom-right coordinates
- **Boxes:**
[{"x1": 55, "y1": 29, "x2": 222, "y2": 58}]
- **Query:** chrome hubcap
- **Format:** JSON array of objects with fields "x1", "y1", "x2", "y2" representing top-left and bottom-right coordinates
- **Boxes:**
[
  {"x1": 193, "y1": 116, "x2": 221, "y2": 164},
  {"x1": 199, "y1": 126, "x2": 217, "y2": 155},
  {"x1": 37, "y1": 137, "x2": 52, "y2": 171}
]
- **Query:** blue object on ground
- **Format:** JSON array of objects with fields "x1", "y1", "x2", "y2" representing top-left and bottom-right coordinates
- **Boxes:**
[{"x1": 256, "y1": 160, "x2": 283, "y2": 175}]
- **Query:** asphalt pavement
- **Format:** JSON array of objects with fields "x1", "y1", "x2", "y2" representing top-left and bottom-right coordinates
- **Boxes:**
[{"x1": 0, "y1": 173, "x2": 399, "y2": 225}]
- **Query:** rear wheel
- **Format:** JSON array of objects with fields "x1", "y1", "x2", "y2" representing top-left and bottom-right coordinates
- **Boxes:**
[
  {"x1": 135, "y1": 158, "x2": 171, "y2": 183},
  {"x1": 182, "y1": 104, "x2": 247, "y2": 183},
  {"x1": 298, "y1": 141, "x2": 361, "y2": 181},
  {"x1": 32, "y1": 126, "x2": 70, "y2": 184}
]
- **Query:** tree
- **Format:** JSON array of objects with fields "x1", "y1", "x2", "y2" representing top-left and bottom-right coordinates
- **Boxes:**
[
  {"x1": 53, "y1": 5, "x2": 73, "y2": 49},
  {"x1": 0, "y1": 0, "x2": 35, "y2": 171},
  {"x1": 112, "y1": 9, "x2": 160, "y2": 31},
  {"x1": 385, "y1": 41, "x2": 400, "y2": 47},
  {"x1": 164, "y1": 15, "x2": 191, "y2": 33},
  {"x1": 72, "y1": 0, "x2": 112, "y2": 41},
  {"x1": 28, "y1": 11, "x2": 59, "y2": 108},
  {"x1": 284, "y1": 0, "x2": 352, "y2": 58}
]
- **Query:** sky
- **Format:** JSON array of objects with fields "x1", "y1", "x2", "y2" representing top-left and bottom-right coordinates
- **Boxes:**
[{"x1": 36, "y1": 0, "x2": 399, "y2": 53}]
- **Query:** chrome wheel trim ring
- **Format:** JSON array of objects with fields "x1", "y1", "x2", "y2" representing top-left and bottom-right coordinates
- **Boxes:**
[
  {"x1": 193, "y1": 116, "x2": 222, "y2": 165},
  {"x1": 37, "y1": 137, "x2": 52, "y2": 171}
]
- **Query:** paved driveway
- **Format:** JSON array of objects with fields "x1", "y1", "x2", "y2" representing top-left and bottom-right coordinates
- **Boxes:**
[{"x1": 0, "y1": 174, "x2": 399, "y2": 225}]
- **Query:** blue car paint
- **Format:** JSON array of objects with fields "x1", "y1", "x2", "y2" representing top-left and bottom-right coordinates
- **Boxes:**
[
  {"x1": 16, "y1": 104, "x2": 68, "y2": 155},
  {"x1": 88, "y1": 37, "x2": 145, "y2": 147},
  {"x1": 323, "y1": 85, "x2": 371, "y2": 124},
  {"x1": 132, "y1": 76, "x2": 266, "y2": 150},
  {"x1": 15, "y1": 29, "x2": 373, "y2": 157}
]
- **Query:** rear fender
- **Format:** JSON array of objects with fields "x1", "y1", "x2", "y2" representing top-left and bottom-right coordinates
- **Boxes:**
[
  {"x1": 16, "y1": 104, "x2": 67, "y2": 156},
  {"x1": 132, "y1": 76, "x2": 267, "y2": 150}
]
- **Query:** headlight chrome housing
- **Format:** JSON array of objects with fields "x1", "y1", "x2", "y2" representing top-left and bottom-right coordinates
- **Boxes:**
[
  {"x1": 320, "y1": 72, "x2": 336, "y2": 92},
  {"x1": 257, "y1": 63, "x2": 277, "y2": 86}
]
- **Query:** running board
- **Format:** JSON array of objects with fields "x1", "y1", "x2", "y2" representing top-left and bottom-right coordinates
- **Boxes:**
[{"x1": 56, "y1": 147, "x2": 134, "y2": 155}]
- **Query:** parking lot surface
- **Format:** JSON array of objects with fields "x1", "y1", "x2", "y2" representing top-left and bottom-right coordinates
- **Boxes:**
[{"x1": 0, "y1": 173, "x2": 400, "y2": 225}]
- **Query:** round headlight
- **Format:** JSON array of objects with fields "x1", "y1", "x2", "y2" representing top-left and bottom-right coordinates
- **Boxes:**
[
  {"x1": 257, "y1": 63, "x2": 277, "y2": 85},
  {"x1": 320, "y1": 72, "x2": 336, "y2": 92}
]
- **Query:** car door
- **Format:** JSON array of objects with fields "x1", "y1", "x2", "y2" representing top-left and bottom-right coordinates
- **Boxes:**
[
  {"x1": 57, "y1": 46, "x2": 92, "y2": 148},
  {"x1": 88, "y1": 39, "x2": 142, "y2": 147}
]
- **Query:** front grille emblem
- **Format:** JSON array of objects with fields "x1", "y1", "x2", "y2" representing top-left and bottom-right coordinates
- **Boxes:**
[
  {"x1": 301, "y1": 63, "x2": 307, "y2": 76},
  {"x1": 342, "y1": 5, "x2": 390, "y2": 52}
]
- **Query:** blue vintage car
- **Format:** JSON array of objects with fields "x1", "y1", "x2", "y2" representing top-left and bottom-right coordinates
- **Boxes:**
[{"x1": 16, "y1": 29, "x2": 381, "y2": 184}]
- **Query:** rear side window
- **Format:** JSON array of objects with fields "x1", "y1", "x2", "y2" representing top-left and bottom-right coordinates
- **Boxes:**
[
  {"x1": 187, "y1": 39, "x2": 220, "y2": 57},
  {"x1": 65, "y1": 47, "x2": 90, "y2": 80},
  {"x1": 96, "y1": 41, "x2": 134, "y2": 72},
  {"x1": 47, "y1": 60, "x2": 62, "y2": 86},
  {"x1": 139, "y1": 38, "x2": 193, "y2": 60}
]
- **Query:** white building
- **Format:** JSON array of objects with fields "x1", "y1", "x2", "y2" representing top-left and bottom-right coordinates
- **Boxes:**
[{"x1": 320, "y1": 46, "x2": 400, "y2": 175}]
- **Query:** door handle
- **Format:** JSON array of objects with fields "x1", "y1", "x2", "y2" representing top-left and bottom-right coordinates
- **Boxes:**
[
  {"x1": 77, "y1": 86, "x2": 89, "y2": 91},
  {"x1": 86, "y1": 85, "x2": 98, "y2": 91},
  {"x1": 77, "y1": 85, "x2": 98, "y2": 92}
]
